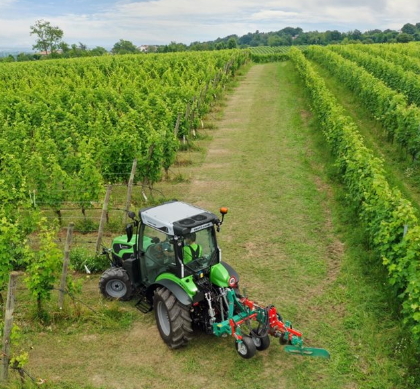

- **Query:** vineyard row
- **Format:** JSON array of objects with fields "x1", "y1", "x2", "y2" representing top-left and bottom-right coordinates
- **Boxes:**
[
  {"x1": 290, "y1": 47, "x2": 420, "y2": 345},
  {"x1": 306, "y1": 46, "x2": 420, "y2": 161},
  {"x1": 0, "y1": 50, "x2": 249, "y2": 216}
]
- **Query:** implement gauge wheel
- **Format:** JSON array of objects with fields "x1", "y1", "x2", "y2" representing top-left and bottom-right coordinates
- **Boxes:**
[
  {"x1": 235, "y1": 336, "x2": 256, "y2": 359},
  {"x1": 251, "y1": 329, "x2": 271, "y2": 351},
  {"x1": 99, "y1": 267, "x2": 133, "y2": 301},
  {"x1": 154, "y1": 286, "x2": 193, "y2": 349}
]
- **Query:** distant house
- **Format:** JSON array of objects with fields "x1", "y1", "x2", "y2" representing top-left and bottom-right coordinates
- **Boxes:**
[{"x1": 138, "y1": 45, "x2": 149, "y2": 52}]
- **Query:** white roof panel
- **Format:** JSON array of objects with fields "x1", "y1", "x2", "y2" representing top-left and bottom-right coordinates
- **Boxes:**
[{"x1": 141, "y1": 201, "x2": 209, "y2": 235}]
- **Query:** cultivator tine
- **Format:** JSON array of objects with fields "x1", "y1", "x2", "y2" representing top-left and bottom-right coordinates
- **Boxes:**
[{"x1": 285, "y1": 345, "x2": 330, "y2": 359}]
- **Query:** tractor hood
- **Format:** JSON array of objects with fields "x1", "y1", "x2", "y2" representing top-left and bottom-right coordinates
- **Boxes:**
[
  {"x1": 112, "y1": 234, "x2": 136, "y2": 256},
  {"x1": 210, "y1": 263, "x2": 230, "y2": 287}
]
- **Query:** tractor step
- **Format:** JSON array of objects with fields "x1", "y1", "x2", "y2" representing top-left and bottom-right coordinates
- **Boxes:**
[
  {"x1": 135, "y1": 296, "x2": 152, "y2": 313},
  {"x1": 284, "y1": 345, "x2": 330, "y2": 359}
]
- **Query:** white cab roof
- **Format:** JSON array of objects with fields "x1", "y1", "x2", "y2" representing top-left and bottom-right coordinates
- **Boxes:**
[{"x1": 141, "y1": 201, "x2": 213, "y2": 235}]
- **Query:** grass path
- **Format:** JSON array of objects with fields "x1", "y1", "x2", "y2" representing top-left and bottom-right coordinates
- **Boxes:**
[{"x1": 23, "y1": 62, "x2": 416, "y2": 389}]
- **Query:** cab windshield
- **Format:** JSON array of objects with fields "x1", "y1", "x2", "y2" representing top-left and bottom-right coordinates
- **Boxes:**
[
  {"x1": 182, "y1": 227, "x2": 218, "y2": 272},
  {"x1": 141, "y1": 226, "x2": 176, "y2": 283}
]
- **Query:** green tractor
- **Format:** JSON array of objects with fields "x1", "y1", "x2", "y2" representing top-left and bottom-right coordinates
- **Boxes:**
[{"x1": 99, "y1": 200, "x2": 329, "y2": 359}]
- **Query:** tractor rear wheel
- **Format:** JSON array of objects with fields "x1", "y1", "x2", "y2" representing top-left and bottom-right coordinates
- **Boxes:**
[
  {"x1": 99, "y1": 267, "x2": 133, "y2": 301},
  {"x1": 154, "y1": 287, "x2": 193, "y2": 349}
]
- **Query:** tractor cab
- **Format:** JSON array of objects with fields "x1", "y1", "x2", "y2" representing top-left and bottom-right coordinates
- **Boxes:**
[
  {"x1": 139, "y1": 224, "x2": 219, "y2": 284},
  {"x1": 100, "y1": 200, "x2": 232, "y2": 305}
]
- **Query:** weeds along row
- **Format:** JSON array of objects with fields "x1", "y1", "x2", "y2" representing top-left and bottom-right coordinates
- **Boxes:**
[{"x1": 289, "y1": 47, "x2": 420, "y2": 349}]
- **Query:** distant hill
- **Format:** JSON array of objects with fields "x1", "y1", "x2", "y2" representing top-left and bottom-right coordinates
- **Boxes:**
[{"x1": 0, "y1": 48, "x2": 33, "y2": 57}]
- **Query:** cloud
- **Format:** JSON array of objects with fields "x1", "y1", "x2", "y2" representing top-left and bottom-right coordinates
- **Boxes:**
[
  {"x1": 0, "y1": 0, "x2": 418, "y2": 49},
  {"x1": 0, "y1": 0, "x2": 16, "y2": 9},
  {"x1": 250, "y1": 10, "x2": 299, "y2": 21},
  {"x1": 385, "y1": 0, "x2": 420, "y2": 26}
]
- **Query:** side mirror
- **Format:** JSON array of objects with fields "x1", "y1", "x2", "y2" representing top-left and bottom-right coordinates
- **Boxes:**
[
  {"x1": 126, "y1": 224, "x2": 134, "y2": 243},
  {"x1": 127, "y1": 211, "x2": 136, "y2": 220}
]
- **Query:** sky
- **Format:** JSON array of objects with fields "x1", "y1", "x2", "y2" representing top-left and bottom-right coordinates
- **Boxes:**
[{"x1": 0, "y1": 0, "x2": 419, "y2": 50}]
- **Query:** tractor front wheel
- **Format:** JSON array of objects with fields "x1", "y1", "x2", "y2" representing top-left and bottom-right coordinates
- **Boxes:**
[
  {"x1": 235, "y1": 336, "x2": 256, "y2": 359},
  {"x1": 154, "y1": 287, "x2": 193, "y2": 349},
  {"x1": 99, "y1": 267, "x2": 133, "y2": 301}
]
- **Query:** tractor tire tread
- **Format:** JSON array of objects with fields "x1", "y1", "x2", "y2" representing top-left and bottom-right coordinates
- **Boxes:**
[
  {"x1": 154, "y1": 287, "x2": 193, "y2": 349},
  {"x1": 99, "y1": 267, "x2": 133, "y2": 301}
]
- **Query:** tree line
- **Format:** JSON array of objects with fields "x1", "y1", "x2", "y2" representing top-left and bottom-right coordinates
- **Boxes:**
[
  {"x1": 137, "y1": 23, "x2": 420, "y2": 52},
  {"x1": 2, "y1": 20, "x2": 420, "y2": 64},
  {"x1": 213, "y1": 23, "x2": 420, "y2": 48}
]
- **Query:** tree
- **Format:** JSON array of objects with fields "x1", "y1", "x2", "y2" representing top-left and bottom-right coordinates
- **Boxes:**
[
  {"x1": 112, "y1": 39, "x2": 139, "y2": 54},
  {"x1": 238, "y1": 33, "x2": 253, "y2": 46},
  {"x1": 0, "y1": 55, "x2": 15, "y2": 63},
  {"x1": 268, "y1": 35, "x2": 282, "y2": 47},
  {"x1": 268, "y1": 35, "x2": 289, "y2": 46},
  {"x1": 227, "y1": 37, "x2": 237, "y2": 49},
  {"x1": 30, "y1": 19, "x2": 64, "y2": 54},
  {"x1": 164, "y1": 41, "x2": 187, "y2": 52},
  {"x1": 280, "y1": 27, "x2": 302, "y2": 36},
  {"x1": 325, "y1": 30, "x2": 342, "y2": 43},
  {"x1": 90, "y1": 46, "x2": 108, "y2": 56},
  {"x1": 402, "y1": 23, "x2": 416, "y2": 35},
  {"x1": 350, "y1": 29, "x2": 362, "y2": 41},
  {"x1": 58, "y1": 41, "x2": 70, "y2": 53},
  {"x1": 17, "y1": 52, "x2": 38, "y2": 62},
  {"x1": 397, "y1": 33, "x2": 414, "y2": 43}
]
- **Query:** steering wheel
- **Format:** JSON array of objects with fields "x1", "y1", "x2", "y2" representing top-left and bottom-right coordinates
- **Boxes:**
[
  {"x1": 186, "y1": 257, "x2": 206, "y2": 272},
  {"x1": 146, "y1": 243, "x2": 166, "y2": 262}
]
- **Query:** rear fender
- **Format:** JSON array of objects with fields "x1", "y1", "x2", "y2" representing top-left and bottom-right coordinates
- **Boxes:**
[
  {"x1": 146, "y1": 279, "x2": 192, "y2": 307},
  {"x1": 221, "y1": 261, "x2": 240, "y2": 284}
]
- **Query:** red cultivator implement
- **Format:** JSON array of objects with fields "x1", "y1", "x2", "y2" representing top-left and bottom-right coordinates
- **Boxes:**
[{"x1": 213, "y1": 289, "x2": 330, "y2": 359}]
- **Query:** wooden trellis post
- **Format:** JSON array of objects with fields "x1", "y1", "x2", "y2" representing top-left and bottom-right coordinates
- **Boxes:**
[
  {"x1": 124, "y1": 159, "x2": 137, "y2": 224},
  {"x1": 96, "y1": 185, "x2": 112, "y2": 254},
  {"x1": 59, "y1": 223, "x2": 74, "y2": 309},
  {"x1": 174, "y1": 113, "x2": 181, "y2": 137},
  {"x1": 1, "y1": 272, "x2": 18, "y2": 382}
]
